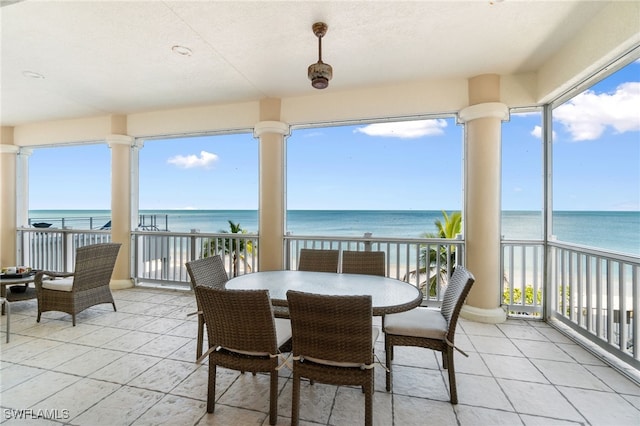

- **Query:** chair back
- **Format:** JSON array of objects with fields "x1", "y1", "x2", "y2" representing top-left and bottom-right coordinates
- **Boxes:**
[
  {"x1": 298, "y1": 249, "x2": 339, "y2": 273},
  {"x1": 72, "y1": 243, "x2": 121, "y2": 290},
  {"x1": 195, "y1": 286, "x2": 278, "y2": 355},
  {"x1": 440, "y1": 266, "x2": 475, "y2": 337},
  {"x1": 286, "y1": 290, "x2": 373, "y2": 366},
  {"x1": 186, "y1": 255, "x2": 228, "y2": 290},
  {"x1": 341, "y1": 250, "x2": 385, "y2": 276}
]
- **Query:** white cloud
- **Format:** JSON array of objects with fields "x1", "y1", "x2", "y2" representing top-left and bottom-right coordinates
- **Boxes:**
[
  {"x1": 167, "y1": 151, "x2": 218, "y2": 168},
  {"x1": 355, "y1": 119, "x2": 447, "y2": 139},
  {"x1": 554, "y1": 82, "x2": 640, "y2": 141},
  {"x1": 530, "y1": 125, "x2": 556, "y2": 140}
]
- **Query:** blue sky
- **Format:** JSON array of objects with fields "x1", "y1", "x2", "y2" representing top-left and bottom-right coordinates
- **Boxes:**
[{"x1": 29, "y1": 61, "x2": 639, "y2": 212}]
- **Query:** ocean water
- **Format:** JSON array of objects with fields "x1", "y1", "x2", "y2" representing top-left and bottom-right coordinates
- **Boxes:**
[{"x1": 28, "y1": 209, "x2": 640, "y2": 256}]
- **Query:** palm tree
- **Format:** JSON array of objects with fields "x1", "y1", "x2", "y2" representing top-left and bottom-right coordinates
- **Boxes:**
[
  {"x1": 203, "y1": 220, "x2": 253, "y2": 277},
  {"x1": 404, "y1": 211, "x2": 461, "y2": 297}
]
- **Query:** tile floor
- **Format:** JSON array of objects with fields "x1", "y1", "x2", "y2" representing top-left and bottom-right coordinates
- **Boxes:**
[{"x1": 1, "y1": 286, "x2": 639, "y2": 425}]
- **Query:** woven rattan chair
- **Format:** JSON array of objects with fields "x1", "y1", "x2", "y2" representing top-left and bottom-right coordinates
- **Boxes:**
[
  {"x1": 185, "y1": 255, "x2": 229, "y2": 360},
  {"x1": 383, "y1": 266, "x2": 475, "y2": 404},
  {"x1": 297, "y1": 248, "x2": 339, "y2": 273},
  {"x1": 195, "y1": 286, "x2": 291, "y2": 425},
  {"x1": 1, "y1": 297, "x2": 9, "y2": 343},
  {"x1": 341, "y1": 250, "x2": 385, "y2": 276},
  {"x1": 286, "y1": 290, "x2": 377, "y2": 426},
  {"x1": 34, "y1": 243, "x2": 121, "y2": 326}
]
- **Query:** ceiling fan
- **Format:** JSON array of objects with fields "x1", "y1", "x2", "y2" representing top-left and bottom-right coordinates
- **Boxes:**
[{"x1": 308, "y1": 22, "x2": 333, "y2": 89}]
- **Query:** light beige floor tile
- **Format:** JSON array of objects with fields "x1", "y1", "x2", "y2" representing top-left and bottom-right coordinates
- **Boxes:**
[
  {"x1": 520, "y1": 414, "x2": 584, "y2": 425},
  {"x1": 535, "y1": 327, "x2": 578, "y2": 344},
  {"x1": 89, "y1": 353, "x2": 162, "y2": 384},
  {"x1": 556, "y1": 343, "x2": 607, "y2": 366},
  {"x1": 100, "y1": 330, "x2": 159, "y2": 352},
  {"x1": 131, "y1": 394, "x2": 208, "y2": 426},
  {"x1": 196, "y1": 404, "x2": 268, "y2": 425},
  {"x1": 1, "y1": 371, "x2": 81, "y2": 409},
  {"x1": 454, "y1": 373, "x2": 513, "y2": 410},
  {"x1": 329, "y1": 387, "x2": 392, "y2": 426},
  {"x1": 45, "y1": 323, "x2": 103, "y2": 342},
  {"x1": 21, "y1": 343, "x2": 92, "y2": 370},
  {"x1": 392, "y1": 395, "x2": 457, "y2": 426},
  {"x1": 388, "y1": 365, "x2": 449, "y2": 401},
  {"x1": 277, "y1": 379, "x2": 336, "y2": 424},
  {"x1": 17, "y1": 320, "x2": 72, "y2": 338},
  {"x1": 621, "y1": 394, "x2": 640, "y2": 410},
  {"x1": 510, "y1": 339, "x2": 574, "y2": 362},
  {"x1": 143, "y1": 303, "x2": 181, "y2": 317},
  {"x1": 0, "y1": 338, "x2": 64, "y2": 363},
  {"x1": 138, "y1": 317, "x2": 185, "y2": 334},
  {"x1": 0, "y1": 364, "x2": 46, "y2": 392},
  {"x1": 531, "y1": 359, "x2": 610, "y2": 391},
  {"x1": 468, "y1": 335, "x2": 523, "y2": 357},
  {"x1": 127, "y1": 358, "x2": 199, "y2": 393},
  {"x1": 454, "y1": 350, "x2": 492, "y2": 376},
  {"x1": 69, "y1": 326, "x2": 129, "y2": 347},
  {"x1": 455, "y1": 405, "x2": 523, "y2": 425},
  {"x1": 482, "y1": 353, "x2": 549, "y2": 383},
  {"x1": 164, "y1": 305, "x2": 199, "y2": 320},
  {"x1": 585, "y1": 365, "x2": 640, "y2": 396},
  {"x1": 116, "y1": 301, "x2": 158, "y2": 314},
  {"x1": 216, "y1": 371, "x2": 285, "y2": 415},
  {"x1": 53, "y1": 347, "x2": 124, "y2": 376},
  {"x1": 31, "y1": 377, "x2": 120, "y2": 421},
  {"x1": 70, "y1": 385, "x2": 164, "y2": 426},
  {"x1": 111, "y1": 313, "x2": 160, "y2": 331},
  {"x1": 497, "y1": 323, "x2": 549, "y2": 341},
  {"x1": 497, "y1": 379, "x2": 585, "y2": 422},
  {"x1": 558, "y1": 386, "x2": 640, "y2": 426},
  {"x1": 166, "y1": 320, "x2": 199, "y2": 338},
  {"x1": 133, "y1": 334, "x2": 193, "y2": 358},
  {"x1": 169, "y1": 366, "x2": 212, "y2": 401},
  {"x1": 82, "y1": 311, "x2": 137, "y2": 327},
  {"x1": 143, "y1": 292, "x2": 185, "y2": 305},
  {"x1": 387, "y1": 345, "x2": 440, "y2": 370},
  {"x1": 458, "y1": 320, "x2": 504, "y2": 337},
  {"x1": 167, "y1": 339, "x2": 198, "y2": 362}
]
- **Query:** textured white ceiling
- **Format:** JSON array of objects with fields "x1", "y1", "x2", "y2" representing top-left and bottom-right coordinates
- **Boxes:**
[{"x1": 0, "y1": 0, "x2": 608, "y2": 126}]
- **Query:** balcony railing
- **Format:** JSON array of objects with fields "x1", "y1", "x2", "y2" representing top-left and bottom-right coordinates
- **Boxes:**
[
  {"x1": 548, "y1": 241, "x2": 638, "y2": 369},
  {"x1": 15, "y1": 227, "x2": 638, "y2": 369}
]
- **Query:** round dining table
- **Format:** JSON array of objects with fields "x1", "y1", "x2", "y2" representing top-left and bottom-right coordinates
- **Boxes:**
[{"x1": 226, "y1": 270, "x2": 423, "y2": 316}]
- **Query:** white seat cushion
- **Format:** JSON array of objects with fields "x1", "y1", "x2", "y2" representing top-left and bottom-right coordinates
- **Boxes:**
[
  {"x1": 42, "y1": 277, "x2": 74, "y2": 292},
  {"x1": 303, "y1": 326, "x2": 380, "y2": 368},
  {"x1": 384, "y1": 308, "x2": 448, "y2": 340}
]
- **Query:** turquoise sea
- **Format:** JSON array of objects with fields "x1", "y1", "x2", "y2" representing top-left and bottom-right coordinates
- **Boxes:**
[{"x1": 28, "y1": 210, "x2": 640, "y2": 257}]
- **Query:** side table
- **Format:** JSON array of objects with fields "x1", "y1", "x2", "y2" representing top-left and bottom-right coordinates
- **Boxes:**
[{"x1": 0, "y1": 274, "x2": 38, "y2": 315}]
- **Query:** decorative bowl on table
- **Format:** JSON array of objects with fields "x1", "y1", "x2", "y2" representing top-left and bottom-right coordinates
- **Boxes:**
[{"x1": 1, "y1": 266, "x2": 34, "y2": 279}]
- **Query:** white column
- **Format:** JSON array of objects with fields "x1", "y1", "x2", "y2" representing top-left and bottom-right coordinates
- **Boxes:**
[
  {"x1": 459, "y1": 76, "x2": 510, "y2": 324},
  {"x1": 107, "y1": 134, "x2": 134, "y2": 289},
  {"x1": 254, "y1": 120, "x2": 289, "y2": 271},
  {"x1": 16, "y1": 148, "x2": 33, "y2": 228},
  {"x1": 0, "y1": 144, "x2": 19, "y2": 267}
]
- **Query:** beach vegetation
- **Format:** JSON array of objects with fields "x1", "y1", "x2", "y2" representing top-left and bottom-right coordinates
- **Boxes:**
[
  {"x1": 202, "y1": 220, "x2": 254, "y2": 277},
  {"x1": 404, "y1": 210, "x2": 462, "y2": 297}
]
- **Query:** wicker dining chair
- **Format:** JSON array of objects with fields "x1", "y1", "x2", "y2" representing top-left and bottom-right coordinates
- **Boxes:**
[
  {"x1": 383, "y1": 266, "x2": 475, "y2": 404},
  {"x1": 341, "y1": 250, "x2": 386, "y2": 276},
  {"x1": 185, "y1": 255, "x2": 229, "y2": 360},
  {"x1": 297, "y1": 248, "x2": 340, "y2": 273},
  {"x1": 34, "y1": 243, "x2": 121, "y2": 326},
  {"x1": 195, "y1": 286, "x2": 291, "y2": 425},
  {"x1": 286, "y1": 290, "x2": 377, "y2": 426}
]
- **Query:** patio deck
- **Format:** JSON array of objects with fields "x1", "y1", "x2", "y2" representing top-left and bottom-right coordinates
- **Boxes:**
[{"x1": 1, "y1": 286, "x2": 639, "y2": 425}]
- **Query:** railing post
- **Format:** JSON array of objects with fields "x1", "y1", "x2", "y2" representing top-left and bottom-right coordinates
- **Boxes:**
[
  {"x1": 285, "y1": 232, "x2": 292, "y2": 270},
  {"x1": 364, "y1": 232, "x2": 372, "y2": 251},
  {"x1": 190, "y1": 229, "x2": 200, "y2": 261}
]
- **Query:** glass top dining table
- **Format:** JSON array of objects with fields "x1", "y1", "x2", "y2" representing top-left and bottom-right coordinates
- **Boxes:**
[{"x1": 225, "y1": 270, "x2": 423, "y2": 316}]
